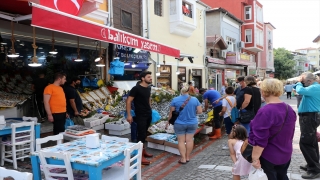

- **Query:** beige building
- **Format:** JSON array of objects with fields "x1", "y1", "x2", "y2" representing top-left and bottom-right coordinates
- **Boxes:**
[
  {"x1": 142, "y1": 0, "x2": 208, "y2": 90},
  {"x1": 295, "y1": 47, "x2": 320, "y2": 71}
]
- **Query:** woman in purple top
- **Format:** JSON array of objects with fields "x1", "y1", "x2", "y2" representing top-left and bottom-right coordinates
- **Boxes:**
[{"x1": 250, "y1": 78, "x2": 296, "y2": 179}]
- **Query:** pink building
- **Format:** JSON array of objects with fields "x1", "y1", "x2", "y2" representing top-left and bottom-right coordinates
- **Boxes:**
[{"x1": 259, "y1": 23, "x2": 275, "y2": 77}]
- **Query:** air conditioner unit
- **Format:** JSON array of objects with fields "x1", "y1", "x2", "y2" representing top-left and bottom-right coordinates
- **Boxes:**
[
  {"x1": 221, "y1": 50, "x2": 227, "y2": 58},
  {"x1": 238, "y1": 41, "x2": 245, "y2": 48}
]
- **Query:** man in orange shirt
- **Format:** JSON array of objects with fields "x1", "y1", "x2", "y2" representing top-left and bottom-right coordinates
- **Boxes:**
[
  {"x1": 188, "y1": 81, "x2": 196, "y2": 95},
  {"x1": 44, "y1": 72, "x2": 67, "y2": 135}
]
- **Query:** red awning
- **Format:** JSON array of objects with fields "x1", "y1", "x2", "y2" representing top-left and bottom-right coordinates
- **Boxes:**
[{"x1": 30, "y1": 3, "x2": 180, "y2": 57}]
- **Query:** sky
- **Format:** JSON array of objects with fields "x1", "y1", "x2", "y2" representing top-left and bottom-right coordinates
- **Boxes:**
[{"x1": 259, "y1": 0, "x2": 320, "y2": 51}]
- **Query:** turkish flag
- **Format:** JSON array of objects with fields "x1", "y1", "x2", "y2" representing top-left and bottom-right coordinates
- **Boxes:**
[
  {"x1": 305, "y1": 63, "x2": 308, "y2": 67},
  {"x1": 40, "y1": 0, "x2": 84, "y2": 16}
]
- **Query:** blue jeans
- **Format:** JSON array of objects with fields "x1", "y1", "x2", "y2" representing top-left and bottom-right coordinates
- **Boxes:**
[
  {"x1": 223, "y1": 116, "x2": 234, "y2": 134},
  {"x1": 241, "y1": 122, "x2": 250, "y2": 136}
]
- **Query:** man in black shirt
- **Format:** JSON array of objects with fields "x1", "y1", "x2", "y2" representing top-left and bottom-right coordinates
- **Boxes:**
[
  {"x1": 126, "y1": 71, "x2": 153, "y2": 165},
  {"x1": 64, "y1": 77, "x2": 83, "y2": 125},
  {"x1": 32, "y1": 73, "x2": 48, "y2": 123}
]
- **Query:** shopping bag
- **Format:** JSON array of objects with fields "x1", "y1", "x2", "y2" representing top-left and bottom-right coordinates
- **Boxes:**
[
  {"x1": 151, "y1": 110, "x2": 161, "y2": 124},
  {"x1": 81, "y1": 77, "x2": 91, "y2": 87},
  {"x1": 205, "y1": 109, "x2": 214, "y2": 123},
  {"x1": 248, "y1": 168, "x2": 268, "y2": 180},
  {"x1": 64, "y1": 118, "x2": 75, "y2": 129}
]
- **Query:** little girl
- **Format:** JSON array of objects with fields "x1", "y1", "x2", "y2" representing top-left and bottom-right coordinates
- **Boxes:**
[{"x1": 228, "y1": 124, "x2": 252, "y2": 180}]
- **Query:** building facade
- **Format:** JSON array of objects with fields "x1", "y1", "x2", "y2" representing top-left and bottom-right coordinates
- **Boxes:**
[
  {"x1": 259, "y1": 22, "x2": 275, "y2": 78},
  {"x1": 291, "y1": 52, "x2": 308, "y2": 76},
  {"x1": 205, "y1": 8, "x2": 251, "y2": 90},
  {"x1": 201, "y1": 0, "x2": 275, "y2": 78},
  {"x1": 295, "y1": 47, "x2": 320, "y2": 71},
  {"x1": 142, "y1": 0, "x2": 208, "y2": 90}
]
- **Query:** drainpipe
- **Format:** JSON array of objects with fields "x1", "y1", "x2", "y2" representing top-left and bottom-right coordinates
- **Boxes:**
[
  {"x1": 146, "y1": 0, "x2": 150, "y2": 39},
  {"x1": 108, "y1": 0, "x2": 111, "y2": 26},
  {"x1": 110, "y1": 0, "x2": 114, "y2": 27},
  {"x1": 203, "y1": 9, "x2": 207, "y2": 88}
]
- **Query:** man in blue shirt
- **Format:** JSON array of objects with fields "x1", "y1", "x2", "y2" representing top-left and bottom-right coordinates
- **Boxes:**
[
  {"x1": 294, "y1": 72, "x2": 320, "y2": 179},
  {"x1": 199, "y1": 88, "x2": 222, "y2": 139}
]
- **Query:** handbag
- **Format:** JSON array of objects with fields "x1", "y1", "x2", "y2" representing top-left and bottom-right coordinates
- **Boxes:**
[
  {"x1": 225, "y1": 97, "x2": 239, "y2": 123},
  {"x1": 169, "y1": 96, "x2": 191, "y2": 125},
  {"x1": 239, "y1": 87, "x2": 255, "y2": 124},
  {"x1": 241, "y1": 104, "x2": 289, "y2": 163}
]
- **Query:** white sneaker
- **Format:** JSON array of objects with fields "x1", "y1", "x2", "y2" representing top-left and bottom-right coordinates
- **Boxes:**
[{"x1": 222, "y1": 144, "x2": 229, "y2": 150}]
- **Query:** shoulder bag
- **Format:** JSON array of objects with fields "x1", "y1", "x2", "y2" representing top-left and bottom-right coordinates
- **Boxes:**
[
  {"x1": 169, "y1": 96, "x2": 191, "y2": 125},
  {"x1": 241, "y1": 104, "x2": 289, "y2": 163},
  {"x1": 226, "y1": 97, "x2": 239, "y2": 123},
  {"x1": 239, "y1": 87, "x2": 255, "y2": 124}
]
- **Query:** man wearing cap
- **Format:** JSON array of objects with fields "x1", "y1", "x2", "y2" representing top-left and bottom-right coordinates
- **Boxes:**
[
  {"x1": 294, "y1": 72, "x2": 320, "y2": 179},
  {"x1": 199, "y1": 88, "x2": 223, "y2": 139},
  {"x1": 126, "y1": 71, "x2": 153, "y2": 165}
]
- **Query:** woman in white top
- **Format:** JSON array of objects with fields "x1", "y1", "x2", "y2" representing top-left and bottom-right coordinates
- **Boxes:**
[{"x1": 219, "y1": 86, "x2": 236, "y2": 150}]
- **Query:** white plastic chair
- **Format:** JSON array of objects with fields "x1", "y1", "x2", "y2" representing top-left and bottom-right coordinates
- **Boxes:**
[
  {"x1": 0, "y1": 121, "x2": 35, "y2": 169},
  {"x1": 0, "y1": 166, "x2": 33, "y2": 180},
  {"x1": 39, "y1": 151, "x2": 74, "y2": 180},
  {"x1": 36, "y1": 133, "x2": 63, "y2": 151},
  {"x1": 102, "y1": 142, "x2": 143, "y2": 180},
  {"x1": 101, "y1": 135, "x2": 129, "y2": 142}
]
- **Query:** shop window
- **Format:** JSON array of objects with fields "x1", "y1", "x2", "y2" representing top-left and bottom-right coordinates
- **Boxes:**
[
  {"x1": 157, "y1": 65, "x2": 172, "y2": 89},
  {"x1": 245, "y1": 29, "x2": 252, "y2": 43},
  {"x1": 177, "y1": 67, "x2": 186, "y2": 91},
  {"x1": 182, "y1": 1, "x2": 192, "y2": 18},
  {"x1": 121, "y1": 10, "x2": 132, "y2": 29},
  {"x1": 154, "y1": 0, "x2": 162, "y2": 16}
]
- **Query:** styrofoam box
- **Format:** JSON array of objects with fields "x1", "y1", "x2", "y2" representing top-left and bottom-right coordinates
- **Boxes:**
[
  {"x1": 92, "y1": 114, "x2": 109, "y2": 124},
  {"x1": 61, "y1": 132, "x2": 101, "y2": 141},
  {"x1": 200, "y1": 126, "x2": 213, "y2": 134},
  {"x1": 83, "y1": 118, "x2": 101, "y2": 128},
  {"x1": 105, "y1": 122, "x2": 130, "y2": 131},
  {"x1": 109, "y1": 128, "x2": 131, "y2": 136},
  {"x1": 147, "y1": 142, "x2": 165, "y2": 151},
  {"x1": 164, "y1": 145, "x2": 180, "y2": 155},
  {"x1": 91, "y1": 124, "x2": 105, "y2": 131}
]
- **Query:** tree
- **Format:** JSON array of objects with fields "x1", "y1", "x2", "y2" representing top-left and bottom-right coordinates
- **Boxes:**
[{"x1": 273, "y1": 48, "x2": 296, "y2": 80}]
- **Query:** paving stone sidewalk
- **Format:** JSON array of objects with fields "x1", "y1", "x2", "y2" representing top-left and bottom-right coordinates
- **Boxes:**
[{"x1": 141, "y1": 95, "x2": 320, "y2": 180}]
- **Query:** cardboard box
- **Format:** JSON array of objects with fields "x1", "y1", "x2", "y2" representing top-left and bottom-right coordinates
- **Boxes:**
[
  {"x1": 147, "y1": 142, "x2": 165, "y2": 151},
  {"x1": 91, "y1": 124, "x2": 105, "y2": 131},
  {"x1": 109, "y1": 128, "x2": 131, "y2": 136},
  {"x1": 164, "y1": 145, "x2": 180, "y2": 155},
  {"x1": 104, "y1": 123, "x2": 130, "y2": 131},
  {"x1": 146, "y1": 133, "x2": 176, "y2": 145},
  {"x1": 146, "y1": 137, "x2": 165, "y2": 145},
  {"x1": 200, "y1": 126, "x2": 213, "y2": 134},
  {"x1": 164, "y1": 141, "x2": 178, "y2": 149}
]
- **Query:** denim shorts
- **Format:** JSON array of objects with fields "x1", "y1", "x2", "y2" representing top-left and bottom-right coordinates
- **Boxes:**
[{"x1": 174, "y1": 123, "x2": 198, "y2": 135}]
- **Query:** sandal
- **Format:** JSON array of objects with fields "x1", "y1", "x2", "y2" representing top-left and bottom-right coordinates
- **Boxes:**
[{"x1": 178, "y1": 160, "x2": 187, "y2": 164}]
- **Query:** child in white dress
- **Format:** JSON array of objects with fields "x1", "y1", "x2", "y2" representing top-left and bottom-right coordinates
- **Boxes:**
[{"x1": 228, "y1": 124, "x2": 252, "y2": 180}]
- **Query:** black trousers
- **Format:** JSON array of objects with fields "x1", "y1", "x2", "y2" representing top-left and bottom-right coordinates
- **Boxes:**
[
  {"x1": 213, "y1": 105, "x2": 223, "y2": 129},
  {"x1": 35, "y1": 94, "x2": 46, "y2": 118},
  {"x1": 299, "y1": 113, "x2": 320, "y2": 173},
  {"x1": 286, "y1": 92, "x2": 292, "y2": 99},
  {"x1": 133, "y1": 113, "x2": 152, "y2": 144},
  {"x1": 260, "y1": 156, "x2": 290, "y2": 180},
  {"x1": 52, "y1": 112, "x2": 66, "y2": 135}
]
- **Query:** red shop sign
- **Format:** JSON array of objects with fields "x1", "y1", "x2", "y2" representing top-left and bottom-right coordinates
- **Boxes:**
[
  {"x1": 40, "y1": 0, "x2": 84, "y2": 16},
  {"x1": 31, "y1": 3, "x2": 180, "y2": 57}
]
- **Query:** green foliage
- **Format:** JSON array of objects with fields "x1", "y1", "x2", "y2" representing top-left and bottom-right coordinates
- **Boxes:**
[
  {"x1": 274, "y1": 48, "x2": 296, "y2": 80},
  {"x1": 191, "y1": 94, "x2": 203, "y2": 103}
]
